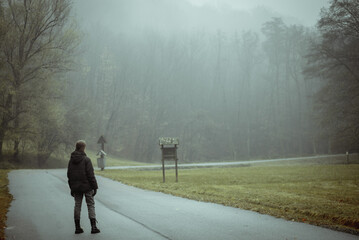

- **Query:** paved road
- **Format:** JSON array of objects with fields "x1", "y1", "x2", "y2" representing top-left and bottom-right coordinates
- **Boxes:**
[
  {"x1": 6, "y1": 169, "x2": 358, "y2": 240},
  {"x1": 106, "y1": 154, "x2": 345, "y2": 170}
]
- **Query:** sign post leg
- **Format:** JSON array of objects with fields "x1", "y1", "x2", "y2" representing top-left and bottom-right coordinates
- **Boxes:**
[{"x1": 162, "y1": 159, "x2": 165, "y2": 183}]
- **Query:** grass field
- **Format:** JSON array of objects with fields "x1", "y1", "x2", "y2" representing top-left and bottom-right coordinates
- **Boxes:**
[
  {"x1": 97, "y1": 164, "x2": 359, "y2": 234},
  {"x1": 0, "y1": 170, "x2": 12, "y2": 240}
]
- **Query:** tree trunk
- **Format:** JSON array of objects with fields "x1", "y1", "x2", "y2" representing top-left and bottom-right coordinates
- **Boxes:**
[
  {"x1": 13, "y1": 95, "x2": 21, "y2": 162},
  {"x1": 0, "y1": 131, "x2": 4, "y2": 161},
  {"x1": 0, "y1": 94, "x2": 13, "y2": 161},
  {"x1": 13, "y1": 115, "x2": 20, "y2": 162},
  {"x1": 328, "y1": 138, "x2": 332, "y2": 154},
  {"x1": 312, "y1": 137, "x2": 317, "y2": 155},
  {"x1": 37, "y1": 152, "x2": 52, "y2": 168},
  {"x1": 13, "y1": 139, "x2": 20, "y2": 162},
  {"x1": 247, "y1": 122, "x2": 251, "y2": 158}
]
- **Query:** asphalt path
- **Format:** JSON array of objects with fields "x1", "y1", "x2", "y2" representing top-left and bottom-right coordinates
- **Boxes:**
[
  {"x1": 106, "y1": 154, "x2": 344, "y2": 170},
  {"x1": 6, "y1": 169, "x2": 359, "y2": 240}
]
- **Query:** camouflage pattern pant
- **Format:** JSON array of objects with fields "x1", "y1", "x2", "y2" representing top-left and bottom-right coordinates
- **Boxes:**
[{"x1": 74, "y1": 190, "x2": 96, "y2": 220}]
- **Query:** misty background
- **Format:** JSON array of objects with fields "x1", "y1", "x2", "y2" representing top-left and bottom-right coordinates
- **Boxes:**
[
  {"x1": 1, "y1": 0, "x2": 358, "y2": 166},
  {"x1": 68, "y1": 0, "x2": 329, "y2": 162}
]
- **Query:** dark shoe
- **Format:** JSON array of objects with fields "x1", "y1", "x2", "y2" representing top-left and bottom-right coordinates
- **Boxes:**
[
  {"x1": 75, "y1": 219, "x2": 84, "y2": 234},
  {"x1": 90, "y1": 218, "x2": 100, "y2": 234}
]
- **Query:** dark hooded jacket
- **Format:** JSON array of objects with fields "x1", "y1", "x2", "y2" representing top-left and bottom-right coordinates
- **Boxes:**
[{"x1": 67, "y1": 151, "x2": 98, "y2": 194}]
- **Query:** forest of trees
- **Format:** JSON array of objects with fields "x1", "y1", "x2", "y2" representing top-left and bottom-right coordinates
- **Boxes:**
[{"x1": 0, "y1": 0, "x2": 358, "y2": 166}]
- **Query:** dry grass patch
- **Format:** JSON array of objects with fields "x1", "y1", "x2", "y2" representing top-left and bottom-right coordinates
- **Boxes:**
[
  {"x1": 0, "y1": 170, "x2": 12, "y2": 240},
  {"x1": 97, "y1": 164, "x2": 359, "y2": 234}
]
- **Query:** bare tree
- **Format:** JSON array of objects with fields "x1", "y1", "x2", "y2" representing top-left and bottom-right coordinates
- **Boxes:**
[
  {"x1": 305, "y1": 0, "x2": 359, "y2": 152},
  {"x1": 0, "y1": 0, "x2": 79, "y2": 161}
]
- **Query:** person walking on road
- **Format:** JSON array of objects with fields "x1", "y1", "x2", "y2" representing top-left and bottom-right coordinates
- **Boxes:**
[{"x1": 67, "y1": 140, "x2": 100, "y2": 234}]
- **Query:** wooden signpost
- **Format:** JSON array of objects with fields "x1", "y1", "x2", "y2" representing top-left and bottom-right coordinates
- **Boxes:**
[
  {"x1": 97, "y1": 135, "x2": 107, "y2": 151},
  {"x1": 159, "y1": 137, "x2": 179, "y2": 183}
]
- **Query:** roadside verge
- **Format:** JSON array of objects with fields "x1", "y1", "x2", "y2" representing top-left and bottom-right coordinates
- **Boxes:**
[{"x1": 0, "y1": 170, "x2": 12, "y2": 240}]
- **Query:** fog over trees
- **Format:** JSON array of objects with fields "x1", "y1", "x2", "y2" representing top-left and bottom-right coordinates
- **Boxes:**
[{"x1": 0, "y1": 0, "x2": 358, "y2": 166}]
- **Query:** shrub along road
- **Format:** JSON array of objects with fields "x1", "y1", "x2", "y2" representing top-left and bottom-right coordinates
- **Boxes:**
[{"x1": 5, "y1": 169, "x2": 359, "y2": 240}]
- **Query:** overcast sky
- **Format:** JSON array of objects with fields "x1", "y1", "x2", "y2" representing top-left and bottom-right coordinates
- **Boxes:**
[{"x1": 186, "y1": 0, "x2": 330, "y2": 26}]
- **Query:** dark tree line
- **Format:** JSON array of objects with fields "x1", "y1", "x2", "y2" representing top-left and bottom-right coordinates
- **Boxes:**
[{"x1": 305, "y1": 0, "x2": 359, "y2": 153}]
